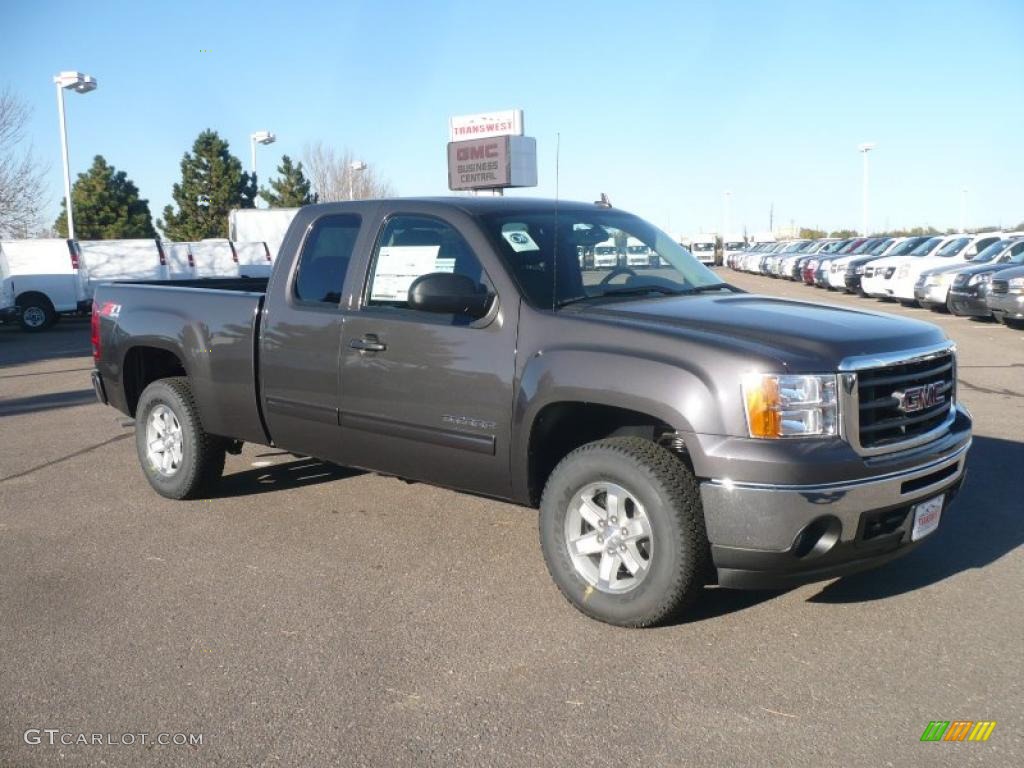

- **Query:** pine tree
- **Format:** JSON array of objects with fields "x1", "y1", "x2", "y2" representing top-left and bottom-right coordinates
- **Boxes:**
[
  {"x1": 260, "y1": 155, "x2": 317, "y2": 207},
  {"x1": 54, "y1": 155, "x2": 156, "y2": 239},
  {"x1": 158, "y1": 130, "x2": 256, "y2": 240}
]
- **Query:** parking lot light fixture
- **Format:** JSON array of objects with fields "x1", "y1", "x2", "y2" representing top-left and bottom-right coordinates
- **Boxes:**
[
  {"x1": 53, "y1": 71, "x2": 98, "y2": 240},
  {"x1": 249, "y1": 131, "x2": 276, "y2": 177},
  {"x1": 858, "y1": 142, "x2": 876, "y2": 236},
  {"x1": 349, "y1": 160, "x2": 367, "y2": 200}
]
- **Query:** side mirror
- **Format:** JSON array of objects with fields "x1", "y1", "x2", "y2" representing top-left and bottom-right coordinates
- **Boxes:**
[{"x1": 408, "y1": 272, "x2": 492, "y2": 318}]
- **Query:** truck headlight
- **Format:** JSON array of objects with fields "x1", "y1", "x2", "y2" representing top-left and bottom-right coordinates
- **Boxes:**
[
  {"x1": 742, "y1": 374, "x2": 839, "y2": 439},
  {"x1": 968, "y1": 273, "x2": 992, "y2": 286},
  {"x1": 896, "y1": 265, "x2": 911, "y2": 279},
  {"x1": 1009, "y1": 277, "x2": 1024, "y2": 294}
]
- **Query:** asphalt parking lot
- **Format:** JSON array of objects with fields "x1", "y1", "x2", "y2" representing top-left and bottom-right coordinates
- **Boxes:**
[{"x1": 1, "y1": 274, "x2": 1021, "y2": 767}]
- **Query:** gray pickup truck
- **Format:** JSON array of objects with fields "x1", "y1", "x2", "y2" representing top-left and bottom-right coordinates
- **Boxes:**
[{"x1": 91, "y1": 198, "x2": 972, "y2": 626}]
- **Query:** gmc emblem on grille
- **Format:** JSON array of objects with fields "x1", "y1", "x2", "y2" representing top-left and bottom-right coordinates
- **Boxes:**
[{"x1": 893, "y1": 382, "x2": 946, "y2": 414}]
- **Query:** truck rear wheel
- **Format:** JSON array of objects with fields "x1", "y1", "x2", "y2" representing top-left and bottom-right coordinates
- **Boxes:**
[
  {"x1": 539, "y1": 437, "x2": 710, "y2": 627},
  {"x1": 17, "y1": 294, "x2": 56, "y2": 332},
  {"x1": 135, "y1": 377, "x2": 225, "y2": 500}
]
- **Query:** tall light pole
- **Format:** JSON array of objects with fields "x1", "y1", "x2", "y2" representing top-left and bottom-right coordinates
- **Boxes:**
[
  {"x1": 53, "y1": 71, "x2": 98, "y2": 240},
  {"x1": 349, "y1": 160, "x2": 367, "y2": 200},
  {"x1": 960, "y1": 188, "x2": 969, "y2": 232},
  {"x1": 858, "y1": 142, "x2": 876, "y2": 236},
  {"x1": 250, "y1": 131, "x2": 276, "y2": 176}
]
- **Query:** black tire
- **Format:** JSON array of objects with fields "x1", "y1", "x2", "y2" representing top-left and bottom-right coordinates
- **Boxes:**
[
  {"x1": 134, "y1": 377, "x2": 225, "y2": 500},
  {"x1": 539, "y1": 437, "x2": 710, "y2": 627},
  {"x1": 17, "y1": 294, "x2": 56, "y2": 332}
]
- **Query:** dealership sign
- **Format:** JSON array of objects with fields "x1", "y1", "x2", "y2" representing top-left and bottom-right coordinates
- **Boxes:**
[
  {"x1": 448, "y1": 109, "x2": 524, "y2": 141},
  {"x1": 447, "y1": 135, "x2": 537, "y2": 191}
]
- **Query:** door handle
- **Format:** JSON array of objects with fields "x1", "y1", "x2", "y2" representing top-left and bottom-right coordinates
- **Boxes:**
[{"x1": 350, "y1": 335, "x2": 386, "y2": 352}]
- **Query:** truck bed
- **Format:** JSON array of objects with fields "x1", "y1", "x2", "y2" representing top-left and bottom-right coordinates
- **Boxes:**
[{"x1": 94, "y1": 279, "x2": 269, "y2": 445}]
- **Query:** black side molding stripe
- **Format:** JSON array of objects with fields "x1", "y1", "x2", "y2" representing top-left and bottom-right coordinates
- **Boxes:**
[
  {"x1": 264, "y1": 396, "x2": 339, "y2": 423},
  {"x1": 340, "y1": 412, "x2": 496, "y2": 455}
]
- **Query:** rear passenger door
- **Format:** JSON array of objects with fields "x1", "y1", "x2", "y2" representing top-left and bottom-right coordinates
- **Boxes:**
[
  {"x1": 259, "y1": 212, "x2": 364, "y2": 462},
  {"x1": 338, "y1": 212, "x2": 518, "y2": 498}
]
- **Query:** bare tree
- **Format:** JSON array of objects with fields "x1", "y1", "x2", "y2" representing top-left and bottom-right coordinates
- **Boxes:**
[
  {"x1": 0, "y1": 87, "x2": 48, "y2": 238},
  {"x1": 302, "y1": 141, "x2": 395, "y2": 202}
]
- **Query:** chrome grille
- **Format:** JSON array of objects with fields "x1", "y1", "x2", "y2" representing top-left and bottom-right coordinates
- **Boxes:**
[{"x1": 856, "y1": 351, "x2": 955, "y2": 451}]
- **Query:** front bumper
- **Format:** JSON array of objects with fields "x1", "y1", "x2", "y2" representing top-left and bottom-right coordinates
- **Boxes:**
[
  {"x1": 700, "y1": 428, "x2": 971, "y2": 590},
  {"x1": 986, "y1": 293, "x2": 1024, "y2": 322},
  {"x1": 947, "y1": 290, "x2": 991, "y2": 318},
  {"x1": 915, "y1": 282, "x2": 949, "y2": 308}
]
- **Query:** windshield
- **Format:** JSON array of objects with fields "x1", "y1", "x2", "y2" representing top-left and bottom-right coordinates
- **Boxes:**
[
  {"x1": 937, "y1": 237, "x2": 971, "y2": 257},
  {"x1": 909, "y1": 237, "x2": 942, "y2": 256},
  {"x1": 691, "y1": 242, "x2": 714, "y2": 251},
  {"x1": 480, "y1": 209, "x2": 726, "y2": 309},
  {"x1": 885, "y1": 237, "x2": 925, "y2": 257},
  {"x1": 725, "y1": 241, "x2": 745, "y2": 250},
  {"x1": 1000, "y1": 241, "x2": 1024, "y2": 264},
  {"x1": 868, "y1": 238, "x2": 894, "y2": 255},
  {"x1": 972, "y1": 240, "x2": 1010, "y2": 263}
]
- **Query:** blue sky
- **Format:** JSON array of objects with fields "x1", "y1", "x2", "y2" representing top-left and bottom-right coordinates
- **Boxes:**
[{"x1": 4, "y1": 0, "x2": 1023, "y2": 237}]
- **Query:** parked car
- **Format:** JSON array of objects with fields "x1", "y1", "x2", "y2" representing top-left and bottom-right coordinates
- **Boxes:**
[
  {"x1": 987, "y1": 266, "x2": 1024, "y2": 327},
  {"x1": 823, "y1": 238, "x2": 895, "y2": 290},
  {"x1": 860, "y1": 236, "x2": 950, "y2": 299},
  {"x1": 947, "y1": 239, "x2": 1024, "y2": 318},
  {"x1": 916, "y1": 237, "x2": 1019, "y2": 310},
  {"x1": 883, "y1": 234, "x2": 1002, "y2": 305},
  {"x1": 91, "y1": 197, "x2": 971, "y2": 627},
  {"x1": 0, "y1": 238, "x2": 88, "y2": 331},
  {"x1": 845, "y1": 237, "x2": 929, "y2": 296},
  {"x1": 816, "y1": 238, "x2": 887, "y2": 288}
]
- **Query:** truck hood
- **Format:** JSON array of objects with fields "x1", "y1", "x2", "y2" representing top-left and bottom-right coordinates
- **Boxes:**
[{"x1": 579, "y1": 293, "x2": 946, "y2": 371}]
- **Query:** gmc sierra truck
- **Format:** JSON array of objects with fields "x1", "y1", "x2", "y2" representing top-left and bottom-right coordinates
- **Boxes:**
[{"x1": 90, "y1": 198, "x2": 972, "y2": 627}]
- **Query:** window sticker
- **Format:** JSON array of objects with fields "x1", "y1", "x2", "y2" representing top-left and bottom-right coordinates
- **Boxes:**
[
  {"x1": 370, "y1": 245, "x2": 449, "y2": 302},
  {"x1": 502, "y1": 229, "x2": 540, "y2": 253}
]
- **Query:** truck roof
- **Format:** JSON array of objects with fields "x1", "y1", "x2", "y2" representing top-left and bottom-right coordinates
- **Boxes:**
[{"x1": 297, "y1": 197, "x2": 617, "y2": 217}]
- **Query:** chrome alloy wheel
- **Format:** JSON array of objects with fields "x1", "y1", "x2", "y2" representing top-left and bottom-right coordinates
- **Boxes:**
[
  {"x1": 22, "y1": 306, "x2": 46, "y2": 328},
  {"x1": 146, "y1": 404, "x2": 184, "y2": 476},
  {"x1": 564, "y1": 482, "x2": 653, "y2": 594}
]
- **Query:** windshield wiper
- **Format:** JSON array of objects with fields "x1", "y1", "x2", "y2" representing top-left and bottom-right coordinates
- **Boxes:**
[
  {"x1": 599, "y1": 285, "x2": 685, "y2": 298},
  {"x1": 679, "y1": 283, "x2": 734, "y2": 294}
]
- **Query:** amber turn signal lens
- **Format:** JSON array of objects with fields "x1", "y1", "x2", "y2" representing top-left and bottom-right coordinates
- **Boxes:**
[{"x1": 743, "y1": 374, "x2": 781, "y2": 438}]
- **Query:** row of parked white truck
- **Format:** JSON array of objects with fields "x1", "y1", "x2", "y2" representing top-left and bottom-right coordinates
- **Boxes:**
[{"x1": 0, "y1": 238, "x2": 274, "y2": 332}]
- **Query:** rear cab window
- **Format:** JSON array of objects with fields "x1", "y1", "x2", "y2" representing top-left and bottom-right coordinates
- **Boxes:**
[{"x1": 293, "y1": 214, "x2": 362, "y2": 305}]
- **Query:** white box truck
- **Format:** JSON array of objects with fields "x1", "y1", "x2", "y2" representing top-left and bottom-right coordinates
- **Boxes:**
[
  {"x1": 78, "y1": 239, "x2": 171, "y2": 298},
  {"x1": 626, "y1": 236, "x2": 652, "y2": 268},
  {"x1": 0, "y1": 239, "x2": 88, "y2": 331},
  {"x1": 228, "y1": 208, "x2": 299, "y2": 260},
  {"x1": 689, "y1": 233, "x2": 717, "y2": 266}
]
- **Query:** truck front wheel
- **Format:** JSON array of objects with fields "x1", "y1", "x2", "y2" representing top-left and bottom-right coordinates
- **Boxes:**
[
  {"x1": 135, "y1": 377, "x2": 226, "y2": 500},
  {"x1": 539, "y1": 437, "x2": 710, "y2": 627}
]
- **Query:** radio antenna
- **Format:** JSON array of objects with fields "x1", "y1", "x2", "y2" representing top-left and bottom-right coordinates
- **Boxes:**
[{"x1": 552, "y1": 132, "x2": 560, "y2": 310}]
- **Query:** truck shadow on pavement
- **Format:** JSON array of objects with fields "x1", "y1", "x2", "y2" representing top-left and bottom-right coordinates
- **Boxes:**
[
  {"x1": 808, "y1": 434, "x2": 1023, "y2": 603},
  {"x1": 0, "y1": 320, "x2": 92, "y2": 366},
  {"x1": 0, "y1": 388, "x2": 97, "y2": 416},
  {"x1": 212, "y1": 456, "x2": 365, "y2": 498}
]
